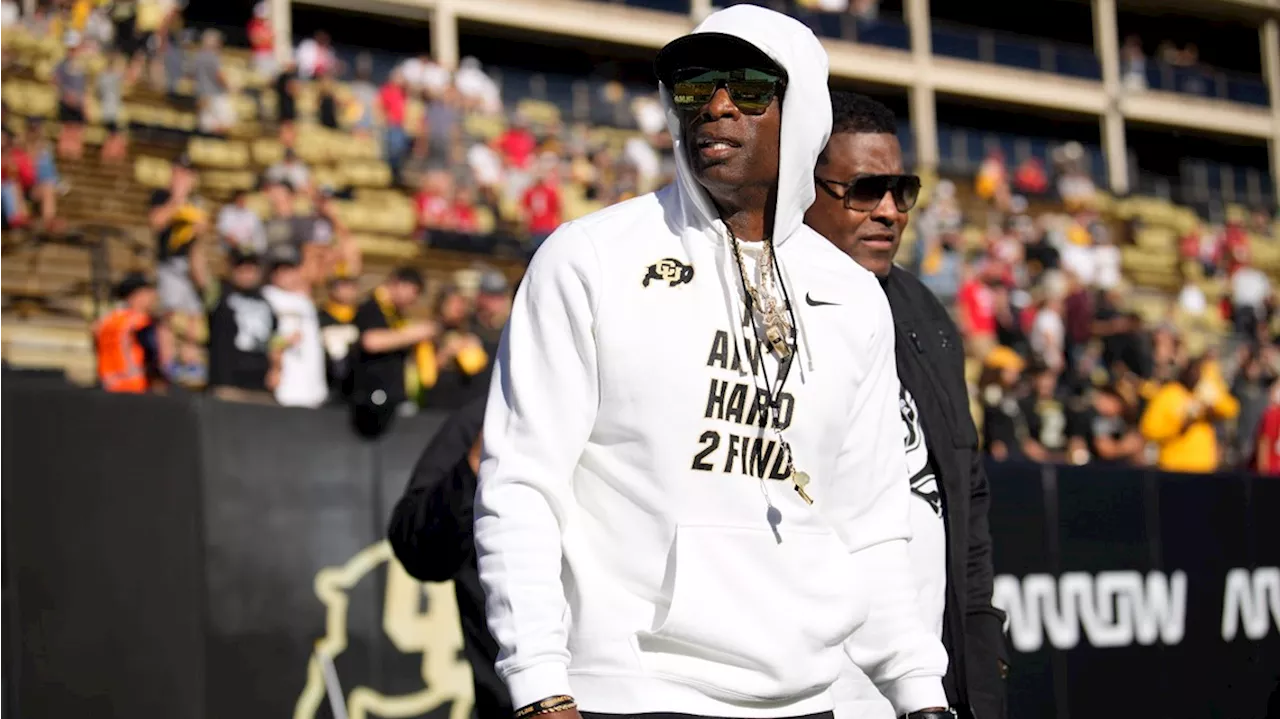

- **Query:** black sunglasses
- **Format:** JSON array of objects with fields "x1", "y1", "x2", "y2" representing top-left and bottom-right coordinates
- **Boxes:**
[
  {"x1": 670, "y1": 67, "x2": 785, "y2": 116},
  {"x1": 815, "y1": 173, "x2": 921, "y2": 213}
]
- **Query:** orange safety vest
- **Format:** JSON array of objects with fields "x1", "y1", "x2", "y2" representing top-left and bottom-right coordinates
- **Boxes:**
[{"x1": 96, "y1": 308, "x2": 151, "y2": 393}]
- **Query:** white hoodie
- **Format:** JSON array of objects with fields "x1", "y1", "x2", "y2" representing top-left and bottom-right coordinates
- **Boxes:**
[{"x1": 475, "y1": 6, "x2": 948, "y2": 718}]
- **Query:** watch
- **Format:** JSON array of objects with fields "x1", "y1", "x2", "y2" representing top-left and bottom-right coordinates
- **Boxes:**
[{"x1": 900, "y1": 710, "x2": 958, "y2": 719}]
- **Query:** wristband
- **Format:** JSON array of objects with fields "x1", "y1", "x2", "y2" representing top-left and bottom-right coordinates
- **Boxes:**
[
  {"x1": 513, "y1": 695, "x2": 576, "y2": 719},
  {"x1": 900, "y1": 710, "x2": 957, "y2": 719}
]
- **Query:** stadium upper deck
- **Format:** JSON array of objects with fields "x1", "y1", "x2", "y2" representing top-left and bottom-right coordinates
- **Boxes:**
[{"x1": 278, "y1": 0, "x2": 1280, "y2": 203}]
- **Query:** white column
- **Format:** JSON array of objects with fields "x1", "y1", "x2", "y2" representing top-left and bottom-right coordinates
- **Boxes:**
[
  {"x1": 1093, "y1": 0, "x2": 1128, "y2": 194},
  {"x1": 432, "y1": 0, "x2": 459, "y2": 70},
  {"x1": 691, "y1": 0, "x2": 712, "y2": 23},
  {"x1": 272, "y1": 0, "x2": 291, "y2": 65},
  {"x1": 1263, "y1": 19, "x2": 1280, "y2": 206},
  {"x1": 905, "y1": 0, "x2": 937, "y2": 173}
]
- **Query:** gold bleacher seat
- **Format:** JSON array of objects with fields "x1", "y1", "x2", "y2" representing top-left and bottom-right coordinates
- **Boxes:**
[
  {"x1": 252, "y1": 137, "x2": 286, "y2": 167},
  {"x1": 134, "y1": 155, "x2": 173, "y2": 189},
  {"x1": 343, "y1": 162, "x2": 392, "y2": 189},
  {"x1": 354, "y1": 234, "x2": 420, "y2": 261},
  {"x1": 200, "y1": 169, "x2": 257, "y2": 194},
  {"x1": 188, "y1": 137, "x2": 251, "y2": 170}
]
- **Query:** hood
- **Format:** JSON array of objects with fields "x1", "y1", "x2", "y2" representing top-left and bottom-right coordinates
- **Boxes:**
[{"x1": 659, "y1": 5, "x2": 832, "y2": 247}]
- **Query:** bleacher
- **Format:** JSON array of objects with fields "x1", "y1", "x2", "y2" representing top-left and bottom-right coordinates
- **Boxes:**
[{"x1": 4, "y1": 3, "x2": 1280, "y2": 386}]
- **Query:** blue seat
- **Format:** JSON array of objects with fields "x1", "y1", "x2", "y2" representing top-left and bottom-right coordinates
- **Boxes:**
[
  {"x1": 1227, "y1": 76, "x2": 1269, "y2": 107},
  {"x1": 931, "y1": 27, "x2": 981, "y2": 61},
  {"x1": 992, "y1": 36, "x2": 1041, "y2": 72},
  {"x1": 1055, "y1": 48, "x2": 1101, "y2": 80},
  {"x1": 857, "y1": 18, "x2": 911, "y2": 50}
]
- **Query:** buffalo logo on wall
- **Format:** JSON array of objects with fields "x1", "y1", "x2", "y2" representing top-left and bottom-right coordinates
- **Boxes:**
[
  {"x1": 294, "y1": 541, "x2": 474, "y2": 719},
  {"x1": 643, "y1": 258, "x2": 694, "y2": 288}
]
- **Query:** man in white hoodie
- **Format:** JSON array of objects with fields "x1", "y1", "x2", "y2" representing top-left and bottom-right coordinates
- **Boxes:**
[{"x1": 474, "y1": 7, "x2": 951, "y2": 719}]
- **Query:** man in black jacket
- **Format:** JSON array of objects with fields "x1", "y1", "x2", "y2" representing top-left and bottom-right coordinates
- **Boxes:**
[
  {"x1": 387, "y1": 397, "x2": 511, "y2": 719},
  {"x1": 804, "y1": 91, "x2": 1008, "y2": 719}
]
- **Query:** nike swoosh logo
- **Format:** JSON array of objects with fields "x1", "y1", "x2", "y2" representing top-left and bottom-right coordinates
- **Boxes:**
[{"x1": 805, "y1": 292, "x2": 839, "y2": 307}]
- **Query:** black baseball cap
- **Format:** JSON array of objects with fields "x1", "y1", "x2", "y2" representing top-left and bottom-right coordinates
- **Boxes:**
[
  {"x1": 114, "y1": 272, "x2": 153, "y2": 300},
  {"x1": 654, "y1": 33, "x2": 784, "y2": 88},
  {"x1": 228, "y1": 247, "x2": 262, "y2": 267}
]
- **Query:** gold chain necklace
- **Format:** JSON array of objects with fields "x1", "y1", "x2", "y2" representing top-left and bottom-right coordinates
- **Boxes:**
[{"x1": 727, "y1": 231, "x2": 811, "y2": 504}]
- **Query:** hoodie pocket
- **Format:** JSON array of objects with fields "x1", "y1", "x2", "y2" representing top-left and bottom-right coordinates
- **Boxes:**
[{"x1": 636, "y1": 523, "x2": 866, "y2": 701}]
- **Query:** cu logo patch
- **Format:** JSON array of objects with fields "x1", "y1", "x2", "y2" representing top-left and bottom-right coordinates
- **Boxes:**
[
  {"x1": 643, "y1": 258, "x2": 694, "y2": 288},
  {"x1": 294, "y1": 541, "x2": 473, "y2": 719}
]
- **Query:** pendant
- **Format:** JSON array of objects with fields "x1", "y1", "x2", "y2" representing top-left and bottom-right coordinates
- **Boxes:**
[{"x1": 792, "y1": 469, "x2": 813, "y2": 505}]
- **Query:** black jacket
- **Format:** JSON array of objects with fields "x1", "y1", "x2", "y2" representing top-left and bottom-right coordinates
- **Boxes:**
[
  {"x1": 883, "y1": 266, "x2": 1009, "y2": 719},
  {"x1": 386, "y1": 397, "x2": 511, "y2": 719}
]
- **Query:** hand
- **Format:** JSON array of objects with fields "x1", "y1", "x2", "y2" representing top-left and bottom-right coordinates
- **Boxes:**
[
  {"x1": 1184, "y1": 398, "x2": 1203, "y2": 420},
  {"x1": 286, "y1": 331, "x2": 302, "y2": 347},
  {"x1": 412, "y1": 321, "x2": 438, "y2": 343},
  {"x1": 265, "y1": 367, "x2": 281, "y2": 391}
]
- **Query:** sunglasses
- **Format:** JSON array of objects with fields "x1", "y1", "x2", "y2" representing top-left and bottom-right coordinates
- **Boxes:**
[
  {"x1": 670, "y1": 68, "x2": 785, "y2": 115},
  {"x1": 815, "y1": 173, "x2": 922, "y2": 213}
]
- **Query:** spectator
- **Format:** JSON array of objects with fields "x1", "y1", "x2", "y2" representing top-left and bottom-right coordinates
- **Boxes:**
[
  {"x1": 1, "y1": 0, "x2": 17, "y2": 27},
  {"x1": 1252, "y1": 379, "x2": 1280, "y2": 475},
  {"x1": 472, "y1": 268, "x2": 510, "y2": 357},
  {"x1": 449, "y1": 185, "x2": 481, "y2": 233},
  {"x1": 521, "y1": 166, "x2": 562, "y2": 246},
  {"x1": 1055, "y1": 143, "x2": 1096, "y2": 211},
  {"x1": 1176, "y1": 268, "x2": 1209, "y2": 318},
  {"x1": 979, "y1": 347, "x2": 1028, "y2": 461},
  {"x1": 453, "y1": 56, "x2": 501, "y2": 115},
  {"x1": 261, "y1": 248, "x2": 327, "y2": 408},
  {"x1": 207, "y1": 249, "x2": 280, "y2": 404},
  {"x1": 401, "y1": 137, "x2": 435, "y2": 191},
  {"x1": 497, "y1": 117, "x2": 537, "y2": 172},
  {"x1": 216, "y1": 188, "x2": 267, "y2": 254},
  {"x1": 1229, "y1": 259, "x2": 1271, "y2": 339},
  {"x1": 274, "y1": 58, "x2": 299, "y2": 146},
  {"x1": 27, "y1": 122, "x2": 63, "y2": 226},
  {"x1": 1093, "y1": 283, "x2": 1148, "y2": 377},
  {"x1": 348, "y1": 54, "x2": 379, "y2": 138},
  {"x1": 1013, "y1": 157, "x2": 1049, "y2": 195},
  {"x1": 466, "y1": 139, "x2": 504, "y2": 196},
  {"x1": 265, "y1": 147, "x2": 310, "y2": 194},
  {"x1": 425, "y1": 86, "x2": 463, "y2": 163},
  {"x1": 914, "y1": 232, "x2": 962, "y2": 305},
  {"x1": 319, "y1": 274, "x2": 361, "y2": 402},
  {"x1": 975, "y1": 150, "x2": 1008, "y2": 207},
  {"x1": 1231, "y1": 344, "x2": 1277, "y2": 469},
  {"x1": 1140, "y1": 355, "x2": 1239, "y2": 473},
  {"x1": 94, "y1": 273, "x2": 162, "y2": 393},
  {"x1": 295, "y1": 30, "x2": 336, "y2": 80},
  {"x1": 350, "y1": 267, "x2": 433, "y2": 437},
  {"x1": 401, "y1": 52, "x2": 450, "y2": 101},
  {"x1": 318, "y1": 73, "x2": 339, "y2": 130},
  {"x1": 1020, "y1": 363, "x2": 1082, "y2": 464},
  {"x1": 193, "y1": 29, "x2": 235, "y2": 136},
  {"x1": 2, "y1": 128, "x2": 36, "y2": 228},
  {"x1": 1077, "y1": 383, "x2": 1145, "y2": 466},
  {"x1": 380, "y1": 68, "x2": 410, "y2": 183},
  {"x1": 414, "y1": 169, "x2": 453, "y2": 234},
  {"x1": 54, "y1": 32, "x2": 89, "y2": 159},
  {"x1": 957, "y1": 261, "x2": 1000, "y2": 359},
  {"x1": 1121, "y1": 35, "x2": 1147, "y2": 91},
  {"x1": 98, "y1": 51, "x2": 129, "y2": 163},
  {"x1": 423, "y1": 285, "x2": 490, "y2": 411},
  {"x1": 149, "y1": 155, "x2": 210, "y2": 321},
  {"x1": 247, "y1": 2, "x2": 275, "y2": 80}
]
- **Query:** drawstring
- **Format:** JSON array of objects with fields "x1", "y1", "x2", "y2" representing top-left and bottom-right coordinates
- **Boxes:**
[
  {"x1": 715, "y1": 225, "x2": 754, "y2": 378},
  {"x1": 776, "y1": 260, "x2": 815, "y2": 376}
]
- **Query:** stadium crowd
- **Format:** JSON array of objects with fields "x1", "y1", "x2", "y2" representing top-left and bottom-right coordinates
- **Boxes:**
[{"x1": 5, "y1": 0, "x2": 1280, "y2": 475}]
